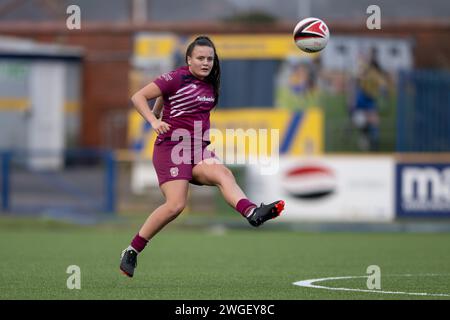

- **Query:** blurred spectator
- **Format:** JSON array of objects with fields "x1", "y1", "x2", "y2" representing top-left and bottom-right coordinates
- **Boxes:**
[
  {"x1": 349, "y1": 48, "x2": 388, "y2": 151},
  {"x1": 276, "y1": 56, "x2": 321, "y2": 110}
]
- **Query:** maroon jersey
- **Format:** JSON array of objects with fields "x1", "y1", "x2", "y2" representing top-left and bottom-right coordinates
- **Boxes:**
[{"x1": 153, "y1": 66, "x2": 215, "y2": 141}]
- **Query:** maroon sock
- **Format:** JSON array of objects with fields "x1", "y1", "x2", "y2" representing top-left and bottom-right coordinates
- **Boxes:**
[
  {"x1": 130, "y1": 233, "x2": 148, "y2": 253},
  {"x1": 236, "y1": 198, "x2": 257, "y2": 218}
]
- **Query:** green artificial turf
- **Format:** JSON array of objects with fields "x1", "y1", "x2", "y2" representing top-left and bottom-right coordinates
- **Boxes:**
[{"x1": 0, "y1": 217, "x2": 449, "y2": 300}]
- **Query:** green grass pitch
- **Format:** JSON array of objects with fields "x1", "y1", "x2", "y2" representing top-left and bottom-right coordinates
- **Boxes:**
[{"x1": 1, "y1": 216, "x2": 450, "y2": 300}]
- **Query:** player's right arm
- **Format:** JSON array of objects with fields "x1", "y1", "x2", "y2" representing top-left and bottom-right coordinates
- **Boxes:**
[
  {"x1": 152, "y1": 96, "x2": 164, "y2": 119},
  {"x1": 131, "y1": 82, "x2": 170, "y2": 135}
]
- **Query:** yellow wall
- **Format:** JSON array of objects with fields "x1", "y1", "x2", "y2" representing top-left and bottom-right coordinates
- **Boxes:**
[{"x1": 128, "y1": 108, "x2": 323, "y2": 159}]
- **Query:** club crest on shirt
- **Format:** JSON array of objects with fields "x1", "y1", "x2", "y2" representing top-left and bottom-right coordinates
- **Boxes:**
[{"x1": 170, "y1": 167, "x2": 179, "y2": 177}]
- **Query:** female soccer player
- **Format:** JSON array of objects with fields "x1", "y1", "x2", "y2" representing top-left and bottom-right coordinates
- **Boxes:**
[{"x1": 120, "y1": 36, "x2": 285, "y2": 277}]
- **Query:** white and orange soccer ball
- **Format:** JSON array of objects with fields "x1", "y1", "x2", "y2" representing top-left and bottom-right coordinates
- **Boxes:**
[{"x1": 293, "y1": 17, "x2": 330, "y2": 53}]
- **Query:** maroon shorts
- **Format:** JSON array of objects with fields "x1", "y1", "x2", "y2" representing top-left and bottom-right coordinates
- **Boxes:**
[{"x1": 152, "y1": 138, "x2": 218, "y2": 186}]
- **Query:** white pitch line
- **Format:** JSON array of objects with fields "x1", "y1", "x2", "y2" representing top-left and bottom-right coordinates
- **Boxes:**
[{"x1": 293, "y1": 274, "x2": 450, "y2": 297}]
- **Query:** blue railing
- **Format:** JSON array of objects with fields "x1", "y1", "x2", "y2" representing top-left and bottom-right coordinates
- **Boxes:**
[
  {"x1": 397, "y1": 70, "x2": 450, "y2": 152},
  {"x1": 0, "y1": 149, "x2": 116, "y2": 214}
]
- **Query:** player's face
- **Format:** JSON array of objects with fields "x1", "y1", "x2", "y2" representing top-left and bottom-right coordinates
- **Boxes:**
[{"x1": 187, "y1": 45, "x2": 214, "y2": 80}]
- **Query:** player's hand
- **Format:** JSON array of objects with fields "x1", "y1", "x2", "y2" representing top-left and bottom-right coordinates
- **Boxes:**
[{"x1": 151, "y1": 119, "x2": 171, "y2": 135}]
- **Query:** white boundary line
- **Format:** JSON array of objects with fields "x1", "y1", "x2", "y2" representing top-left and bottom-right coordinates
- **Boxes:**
[{"x1": 293, "y1": 274, "x2": 450, "y2": 297}]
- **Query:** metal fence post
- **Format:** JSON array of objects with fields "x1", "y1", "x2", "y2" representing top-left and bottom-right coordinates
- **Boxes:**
[
  {"x1": 104, "y1": 150, "x2": 116, "y2": 214},
  {"x1": 1, "y1": 151, "x2": 11, "y2": 212}
]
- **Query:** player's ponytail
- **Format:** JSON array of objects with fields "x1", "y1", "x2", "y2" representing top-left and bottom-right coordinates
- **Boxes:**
[{"x1": 185, "y1": 35, "x2": 221, "y2": 107}]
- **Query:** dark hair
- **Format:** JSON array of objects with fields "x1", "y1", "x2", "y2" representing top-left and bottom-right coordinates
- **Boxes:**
[
  {"x1": 369, "y1": 47, "x2": 382, "y2": 72},
  {"x1": 185, "y1": 35, "x2": 221, "y2": 106}
]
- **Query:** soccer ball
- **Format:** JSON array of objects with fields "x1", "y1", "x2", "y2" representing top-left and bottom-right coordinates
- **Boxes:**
[{"x1": 293, "y1": 17, "x2": 330, "y2": 53}]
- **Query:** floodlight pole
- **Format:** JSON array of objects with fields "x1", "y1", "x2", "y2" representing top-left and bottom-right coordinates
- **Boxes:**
[
  {"x1": 131, "y1": 0, "x2": 148, "y2": 24},
  {"x1": 298, "y1": 0, "x2": 311, "y2": 19}
]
